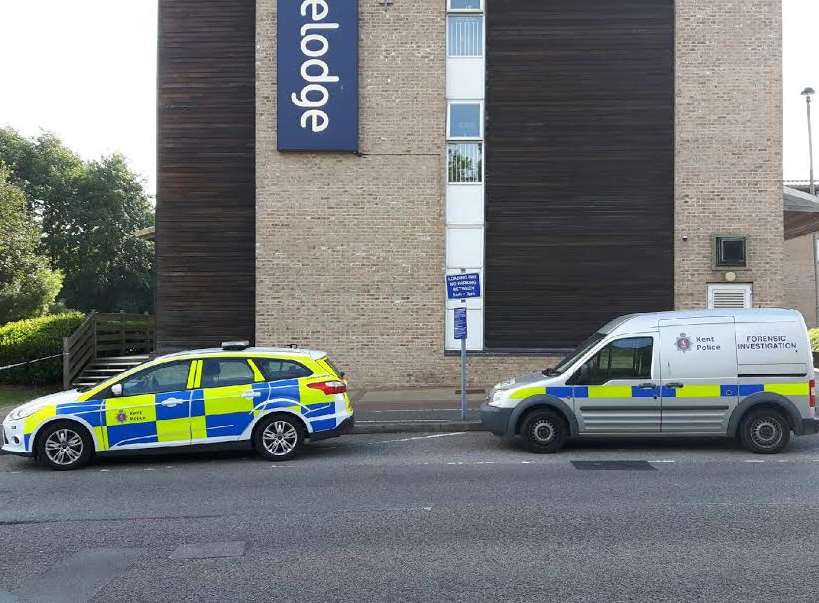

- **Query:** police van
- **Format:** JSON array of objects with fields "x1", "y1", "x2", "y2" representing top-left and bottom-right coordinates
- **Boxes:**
[{"x1": 481, "y1": 309, "x2": 819, "y2": 454}]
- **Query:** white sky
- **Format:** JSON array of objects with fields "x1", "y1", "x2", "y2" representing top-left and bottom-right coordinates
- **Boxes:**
[{"x1": 0, "y1": 0, "x2": 816, "y2": 197}]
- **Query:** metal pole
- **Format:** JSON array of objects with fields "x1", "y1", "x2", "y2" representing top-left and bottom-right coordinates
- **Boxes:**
[
  {"x1": 460, "y1": 303, "x2": 467, "y2": 421},
  {"x1": 808, "y1": 93, "x2": 816, "y2": 196},
  {"x1": 814, "y1": 233, "x2": 819, "y2": 328}
]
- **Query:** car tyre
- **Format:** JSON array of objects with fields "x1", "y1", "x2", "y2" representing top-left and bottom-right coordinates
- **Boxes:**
[
  {"x1": 36, "y1": 421, "x2": 93, "y2": 471},
  {"x1": 739, "y1": 409, "x2": 790, "y2": 454},
  {"x1": 253, "y1": 414, "x2": 305, "y2": 461},
  {"x1": 520, "y1": 409, "x2": 568, "y2": 454}
]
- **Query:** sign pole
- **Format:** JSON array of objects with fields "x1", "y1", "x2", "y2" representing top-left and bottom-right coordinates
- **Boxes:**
[
  {"x1": 446, "y1": 271, "x2": 480, "y2": 422},
  {"x1": 460, "y1": 302, "x2": 468, "y2": 420}
]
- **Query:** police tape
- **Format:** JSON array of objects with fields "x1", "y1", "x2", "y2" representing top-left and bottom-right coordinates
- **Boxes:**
[{"x1": 0, "y1": 353, "x2": 64, "y2": 372}]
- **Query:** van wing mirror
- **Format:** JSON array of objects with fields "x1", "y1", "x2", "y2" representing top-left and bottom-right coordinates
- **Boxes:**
[{"x1": 111, "y1": 383, "x2": 123, "y2": 397}]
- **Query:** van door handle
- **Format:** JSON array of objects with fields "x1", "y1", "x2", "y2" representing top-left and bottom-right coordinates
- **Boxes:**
[
  {"x1": 637, "y1": 383, "x2": 657, "y2": 390},
  {"x1": 666, "y1": 383, "x2": 684, "y2": 389},
  {"x1": 161, "y1": 397, "x2": 186, "y2": 407}
]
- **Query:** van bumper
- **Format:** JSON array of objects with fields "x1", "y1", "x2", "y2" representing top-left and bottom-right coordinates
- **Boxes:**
[
  {"x1": 480, "y1": 403, "x2": 513, "y2": 437},
  {"x1": 799, "y1": 418, "x2": 819, "y2": 435}
]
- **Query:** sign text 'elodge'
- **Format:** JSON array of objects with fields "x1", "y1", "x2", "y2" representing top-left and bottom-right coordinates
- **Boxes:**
[{"x1": 292, "y1": 0, "x2": 339, "y2": 134}]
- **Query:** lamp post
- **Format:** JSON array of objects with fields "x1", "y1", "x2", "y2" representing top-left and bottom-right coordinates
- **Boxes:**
[{"x1": 802, "y1": 87, "x2": 815, "y2": 196}]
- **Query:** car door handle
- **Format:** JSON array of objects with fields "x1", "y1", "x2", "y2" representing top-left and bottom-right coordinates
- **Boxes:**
[
  {"x1": 637, "y1": 383, "x2": 657, "y2": 390},
  {"x1": 241, "y1": 391, "x2": 262, "y2": 399},
  {"x1": 666, "y1": 383, "x2": 684, "y2": 389},
  {"x1": 161, "y1": 397, "x2": 186, "y2": 407}
]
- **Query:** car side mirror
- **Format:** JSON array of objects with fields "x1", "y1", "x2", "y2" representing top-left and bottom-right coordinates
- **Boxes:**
[{"x1": 111, "y1": 383, "x2": 123, "y2": 397}]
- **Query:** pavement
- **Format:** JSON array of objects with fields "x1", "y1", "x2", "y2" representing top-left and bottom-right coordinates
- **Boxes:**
[
  {"x1": 2, "y1": 431, "x2": 819, "y2": 601},
  {"x1": 350, "y1": 387, "x2": 486, "y2": 432}
]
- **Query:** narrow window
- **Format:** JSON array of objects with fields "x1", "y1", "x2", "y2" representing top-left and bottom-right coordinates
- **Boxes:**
[
  {"x1": 449, "y1": 0, "x2": 482, "y2": 10},
  {"x1": 448, "y1": 103, "x2": 482, "y2": 139},
  {"x1": 448, "y1": 142, "x2": 483, "y2": 183},
  {"x1": 447, "y1": 16, "x2": 483, "y2": 57}
]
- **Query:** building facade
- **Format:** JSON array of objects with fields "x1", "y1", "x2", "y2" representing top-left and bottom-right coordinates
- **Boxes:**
[{"x1": 157, "y1": 0, "x2": 784, "y2": 387}]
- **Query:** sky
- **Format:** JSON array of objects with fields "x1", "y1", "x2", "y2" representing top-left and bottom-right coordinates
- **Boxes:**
[{"x1": 0, "y1": 0, "x2": 817, "y2": 197}]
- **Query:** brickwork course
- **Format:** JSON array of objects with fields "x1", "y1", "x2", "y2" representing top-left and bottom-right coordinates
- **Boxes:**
[{"x1": 256, "y1": 0, "x2": 784, "y2": 388}]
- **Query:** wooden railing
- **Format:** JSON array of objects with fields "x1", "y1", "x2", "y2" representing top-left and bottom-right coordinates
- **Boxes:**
[{"x1": 63, "y1": 312, "x2": 154, "y2": 389}]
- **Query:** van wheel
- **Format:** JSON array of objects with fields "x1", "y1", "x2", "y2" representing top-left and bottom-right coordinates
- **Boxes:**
[
  {"x1": 520, "y1": 409, "x2": 567, "y2": 454},
  {"x1": 739, "y1": 409, "x2": 790, "y2": 454}
]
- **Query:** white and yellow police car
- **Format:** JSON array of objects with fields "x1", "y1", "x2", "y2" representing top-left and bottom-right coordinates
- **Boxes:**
[{"x1": 2, "y1": 343, "x2": 354, "y2": 470}]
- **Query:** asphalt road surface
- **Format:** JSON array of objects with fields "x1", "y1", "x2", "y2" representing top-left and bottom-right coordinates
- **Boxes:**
[{"x1": 2, "y1": 432, "x2": 819, "y2": 602}]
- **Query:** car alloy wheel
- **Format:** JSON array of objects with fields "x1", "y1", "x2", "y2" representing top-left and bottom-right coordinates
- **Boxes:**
[
  {"x1": 44, "y1": 428, "x2": 85, "y2": 466},
  {"x1": 262, "y1": 420, "x2": 299, "y2": 456}
]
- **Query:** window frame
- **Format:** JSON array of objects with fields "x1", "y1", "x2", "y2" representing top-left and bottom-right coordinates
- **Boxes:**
[
  {"x1": 567, "y1": 336, "x2": 655, "y2": 386},
  {"x1": 447, "y1": 0, "x2": 483, "y2": 12},
  {"x1": 446, "y1": 14, "x2": 484, "y2": 58},
  {"x1": 447, "y1": 101, "x2": 484, "y2": 140},
  {"x1": 111, "y1": 360, "x2": 194, "y2": 398}
]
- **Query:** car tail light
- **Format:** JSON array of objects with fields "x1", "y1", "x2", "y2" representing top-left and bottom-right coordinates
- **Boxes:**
[
  {"x1": 308, "y1": 381, "x2": 347, "y2": 395},
  {"x1": 810, "y1": 379, "x2": 816, "y2": 408}
]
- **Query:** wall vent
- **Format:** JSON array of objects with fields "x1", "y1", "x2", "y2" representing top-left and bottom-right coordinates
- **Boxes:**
[{"x1": 707, "y1": 284, "x2": 752, "y2": 309}]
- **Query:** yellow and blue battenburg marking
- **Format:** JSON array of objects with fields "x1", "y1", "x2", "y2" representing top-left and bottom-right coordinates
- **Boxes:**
[
  {"x1": 21, "y1": 378, "x2": 344, "y2": 453},
  {"x1": 513, "y1": 383, "x2": 811, "y2": 400}
]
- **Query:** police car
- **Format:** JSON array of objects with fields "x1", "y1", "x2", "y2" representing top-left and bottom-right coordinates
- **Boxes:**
[
  {"x1": 482, "y1": 309, "x2": 819, "y2": 454},
  {"x1": 2, "y1": 343, "x2": 354, "y2": 470}
]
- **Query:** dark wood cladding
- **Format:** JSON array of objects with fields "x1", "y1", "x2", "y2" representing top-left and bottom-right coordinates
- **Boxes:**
[
  {"x1": 485, "y1": 0, "x2": 675, "y2": 349},
  {"x1": 156, "y1": 0, "x2": 256, "y2": 350}
]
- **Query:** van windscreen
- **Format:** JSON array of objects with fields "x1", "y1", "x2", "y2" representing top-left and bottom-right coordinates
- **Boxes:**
[{"x1": 552, "y1": 333, "x2": 606, "y2": 374}]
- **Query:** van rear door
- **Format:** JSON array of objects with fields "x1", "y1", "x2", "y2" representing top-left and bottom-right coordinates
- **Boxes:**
[{"x1": 658, "y1": 317, "x2": 738, "y2": 433}]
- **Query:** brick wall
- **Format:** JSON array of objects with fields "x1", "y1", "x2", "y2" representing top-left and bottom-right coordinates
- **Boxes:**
[
  {"x1": 256, "y1": 1, "x2": 784, "y2": 388},
  {"x1": 784, "y1": 234, "x2": 817, "y2": 327},
  {"x1": 675, "y1": 0, "x2": 783, "y2": 308}
]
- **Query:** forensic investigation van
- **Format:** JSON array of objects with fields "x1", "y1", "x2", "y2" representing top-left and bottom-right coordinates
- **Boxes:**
[{"x1": 481, "y1": 309, "x2": 819, "y2": 454}]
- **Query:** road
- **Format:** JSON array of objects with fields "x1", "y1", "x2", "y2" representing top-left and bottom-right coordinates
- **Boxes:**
[{"x1": 2, "y1": 432, "x2": 819, "y2": 602}]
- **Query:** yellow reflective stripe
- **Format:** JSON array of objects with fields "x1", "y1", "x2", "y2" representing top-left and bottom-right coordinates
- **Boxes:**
[
  {"x1": 186, "y1": 361, "x2": 199, "y2": 390},
  {"x1": 509, "y1": 386, "x2": 545, "y2": 400},
  {"x1": 156, "y1": 418, "x2": 191, "y2": 442},
  {"x1": 23, "y1": 406, "x2": 56, "y2": 434},
  {"x1": 675, "y1": 384, "x2": 721, "y2": 398},
  {"x1": 587, "y1": 386, "x2": 632, "y2": 398},
  {"x1": 194, "y1": 360, "x2": 203, "y2": 388},
  {"x1": 764, "y1": 383, "x2": 809, "y2": 396},
  {"x1": 247, "y1": 359, "x2": 265, "y2": 383},
  {"x1": 191, "y1": 416, "x2": 207, "y2": 440}
]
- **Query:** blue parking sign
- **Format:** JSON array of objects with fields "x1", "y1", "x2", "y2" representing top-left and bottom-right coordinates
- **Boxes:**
[
  {"x1": 446, "y1": 273, "x2": 481, "y2": 300},
  {"x1": 454, "y1": 307, "x2": 468, "y2": 340}
]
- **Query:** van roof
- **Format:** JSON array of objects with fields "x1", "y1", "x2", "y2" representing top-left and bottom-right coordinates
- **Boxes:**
[{"x1": 601, "y1": 308, "x2": 803, "y2": 335}]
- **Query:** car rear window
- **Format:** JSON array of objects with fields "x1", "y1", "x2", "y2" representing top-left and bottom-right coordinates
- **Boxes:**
[{"x1": 254, "y1": 358, "x2": 313, "y2": 382}]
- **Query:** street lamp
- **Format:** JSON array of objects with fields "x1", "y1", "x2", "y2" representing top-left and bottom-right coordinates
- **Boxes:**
[{"x1": 802, "y1": 87, "x2": 816, "y2": 196}]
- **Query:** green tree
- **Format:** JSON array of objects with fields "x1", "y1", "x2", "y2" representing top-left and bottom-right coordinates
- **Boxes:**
[
  {"x1": 0, "y1": 129, "x2": 154, "y2": 313},
  {"x1": 0, "y1": 164, "x2": 64, "y2": 324}
]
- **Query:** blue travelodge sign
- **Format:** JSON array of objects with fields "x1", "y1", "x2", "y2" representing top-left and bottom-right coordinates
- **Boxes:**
[{"x1": 277, "y1": 0, "x2": 359, "y2": 152}]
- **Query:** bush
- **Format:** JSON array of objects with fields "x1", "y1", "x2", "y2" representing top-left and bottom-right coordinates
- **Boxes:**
[{"x1": 0, "y1": 312, "x2": 85, "y2": 385}]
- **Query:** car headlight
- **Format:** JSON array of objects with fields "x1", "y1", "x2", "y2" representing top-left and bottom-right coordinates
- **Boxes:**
[{"x1": 7, "y1": 405, "x2": 38, "y2": 421}]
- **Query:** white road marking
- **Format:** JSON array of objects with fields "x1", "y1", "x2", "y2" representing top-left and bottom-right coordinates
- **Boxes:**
[
  {"x1": 744, "y1": 460, "x2": 765, "y2": 463},
  {"x1": 368, "y1": 432, "x2": 468, "y2": 445},
  {"x1": 99, "y1": 469, "x2": 111, "y2": 472},
  {"x1": 650, "y1": 460, "x2": 676, "y2": 463}
]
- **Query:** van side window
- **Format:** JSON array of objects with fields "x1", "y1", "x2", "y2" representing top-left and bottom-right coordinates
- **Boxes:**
[
  {"x1": 569, "y1": 337, "x2": 653, "y2": 385},
  {"x1": 254, "y1": 358, "x2": 313, "y2": 382}
]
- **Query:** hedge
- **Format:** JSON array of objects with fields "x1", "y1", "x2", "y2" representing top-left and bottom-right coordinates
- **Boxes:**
[
  {"x1": 810, "y1": 328, "x2": 819, "y2": 353},
  {"x1": 0, "y1": 312, "x2": 85, "y2": 386}
]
